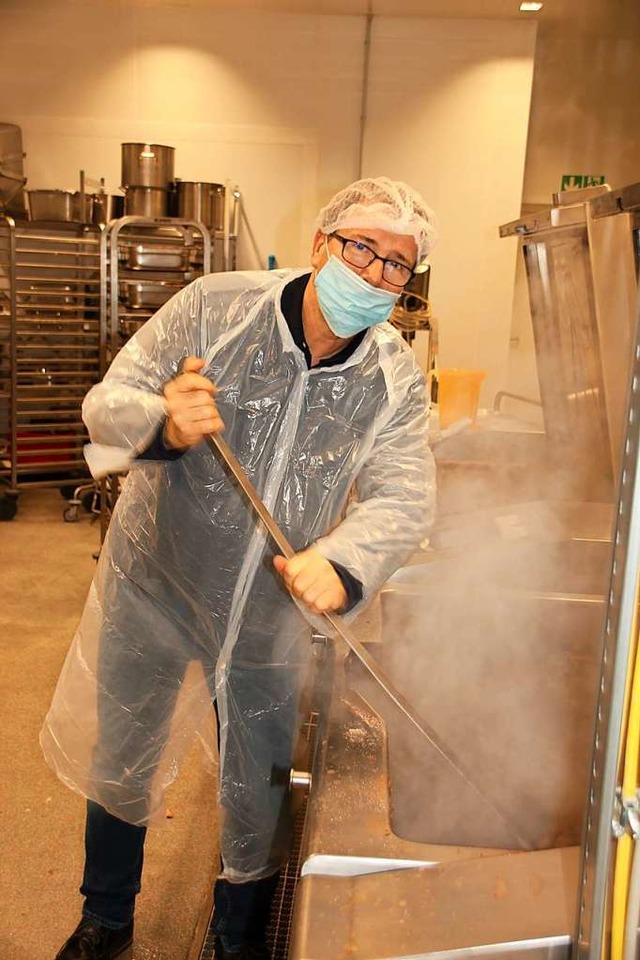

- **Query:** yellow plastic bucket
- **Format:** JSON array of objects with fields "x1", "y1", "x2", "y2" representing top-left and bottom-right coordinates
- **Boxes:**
[{"x1": 436, "y1": 368, "x2": 486, "y2": 429}]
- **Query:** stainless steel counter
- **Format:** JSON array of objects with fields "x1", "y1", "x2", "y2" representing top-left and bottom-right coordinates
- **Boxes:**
[{"x1": 289, "y1": 499, "x2": 613, "y2": 959}]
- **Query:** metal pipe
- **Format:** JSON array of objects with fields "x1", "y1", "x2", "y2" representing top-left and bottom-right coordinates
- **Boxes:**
[
  {"x1": 290, "y1": 769, "x2": 312, "y2": 791},
  {"x1": 493, "y1": 390, "x2": 543, "y2": 413},
  {"x1": 7, "y1": 214, "x2": 17, "y2": 492},
  {"x1": 356, "y1": 10, "x2": 373, "y2": 179},
  {"x1": 239, "y1": 202, "x2": 264, "y2": 271}
]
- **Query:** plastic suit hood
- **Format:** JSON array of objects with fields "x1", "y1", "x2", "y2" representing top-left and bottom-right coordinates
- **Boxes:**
[{"x1": 40, "y1": 269, "x2": 435, "y2": 881}]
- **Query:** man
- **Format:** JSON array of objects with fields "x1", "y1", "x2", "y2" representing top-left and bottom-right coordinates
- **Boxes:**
[{"x1": 42, "y1": 176, "x2": 438, "y2": 960}]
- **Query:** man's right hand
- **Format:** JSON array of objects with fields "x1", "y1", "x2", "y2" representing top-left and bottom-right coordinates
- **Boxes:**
[{"x1": 163, "y1": 356, "x2": 225, "y2": 450}]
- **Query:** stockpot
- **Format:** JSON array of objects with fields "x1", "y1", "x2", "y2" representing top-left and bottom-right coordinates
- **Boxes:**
[
  {"x1": 121, "y1": 143, "x2": 175, "y2": 189},
  {"x1": 27, "y1": 190, "x2": 94, "y2": 223},
  {"x1": 176, "y1": 181, "x2": 225, "y2": 230},
  {"x1": 0, "y1": 122, "x2": 27, "y2": 215},
  {"x1": 124, "y1": 187, "x2": 168, "y2": 218},
  {"x1": 92, "y1": 194, "x2": 125, "y2": 224}
]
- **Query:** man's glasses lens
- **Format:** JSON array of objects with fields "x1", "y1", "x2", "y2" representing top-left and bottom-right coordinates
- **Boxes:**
[{"x1": 337, "y1": 236, "x2": 413, "y2": 286}]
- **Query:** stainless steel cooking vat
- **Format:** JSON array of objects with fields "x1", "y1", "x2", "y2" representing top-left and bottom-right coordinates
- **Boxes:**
[
  {"x1": 176, "y1": 181, "x2": 225, "y2": 230},
  {"x1": 92, "y1": 193, "x2": 124, "y2": 224},
  {"x1": 27, "y1": 190, "x2": 94, "y2": 223},
  {"x1": 124, "y1": 187, "x2": 167, "y2": 218},
  {"x1": 0, "y1": 122, "x2": 27, "y2": 216},
  {"x1": 121, "y1": 142, "x2": 175, "y2": 189},
  {"x1": 287, "y1": 498, "x2": 614, "y2": 960}
]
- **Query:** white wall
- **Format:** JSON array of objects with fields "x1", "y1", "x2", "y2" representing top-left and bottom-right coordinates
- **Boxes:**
[
  {"x1": 0, "y1": 0, "x2": 365, "y2": 270},
  {"x1": 0, "y1": 0, "x2": 536, "y2": 399},
  {"x1": 363, "y1": 17, "x2": 536, "y2": 397}
]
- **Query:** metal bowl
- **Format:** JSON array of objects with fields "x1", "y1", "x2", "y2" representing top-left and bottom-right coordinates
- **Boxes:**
[{"x1": 27, "y1": 190, "x2": 93, "y2": 223}]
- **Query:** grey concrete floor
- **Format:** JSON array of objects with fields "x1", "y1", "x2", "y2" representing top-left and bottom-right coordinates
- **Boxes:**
[{"x1": 0, "y1": 488, "x2": 218, "y2": 960}]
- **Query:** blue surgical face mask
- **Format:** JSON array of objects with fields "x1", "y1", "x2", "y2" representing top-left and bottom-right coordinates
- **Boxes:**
[{"x1": 314, "y1": 250, "x2": 400, "y2": 338}]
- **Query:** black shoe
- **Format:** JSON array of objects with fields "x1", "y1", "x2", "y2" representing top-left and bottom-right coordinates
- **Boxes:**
[
  {"x1": 214, "y1": 938, "x2": 270, "y2": 960},
  {"x1": 54, "y1": 918, "x2": 134, "y2": 960}
]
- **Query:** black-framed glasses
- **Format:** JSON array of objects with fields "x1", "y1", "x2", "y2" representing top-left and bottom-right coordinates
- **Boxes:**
[{"x1": 331, "y1": 233, "x2": 415, "y2": 287}]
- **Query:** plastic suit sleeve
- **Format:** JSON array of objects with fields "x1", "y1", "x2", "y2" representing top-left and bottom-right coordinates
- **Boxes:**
[
  {"x1": 82, "y1": 271, "x2": 277, "y2": 475},
  {"x1": 313, "y1": 365, "x2": 434, "y2": 610},
  {"x1": 135, "y1": 423, "x2": 186, "y2": 461},
  {"x1": 82, "y1": 282, "x2": 209, "y2": 462}
]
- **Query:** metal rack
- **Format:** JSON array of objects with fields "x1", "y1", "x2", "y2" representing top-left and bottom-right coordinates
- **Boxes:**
[
  {"x1": 106, "y1": 215, "x2": 211, "y2": 362},
  {"x1": 0, "y1": 200, "x2": 234, "y2": 524},
  {"x1": 0, "y1": 216, "x2": 107, "y2": 519},
  {"x1": 82, "y1": 216, "x2": 213, "y2": 538}
]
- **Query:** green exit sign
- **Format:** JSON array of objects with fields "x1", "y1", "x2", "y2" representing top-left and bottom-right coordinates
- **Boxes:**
[{"x1": 561, "y1": 173, "x2": 606, "y2": 190}]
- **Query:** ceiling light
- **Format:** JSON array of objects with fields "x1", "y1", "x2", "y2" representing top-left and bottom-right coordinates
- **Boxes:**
[{"x1": 520, "y1": 2, "x2": 543, "y2": 10}]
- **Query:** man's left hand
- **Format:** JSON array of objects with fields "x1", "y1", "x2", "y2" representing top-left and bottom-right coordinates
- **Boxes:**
[{"x1": 273, "y1": 548, "x2": 347, "y2": 615}]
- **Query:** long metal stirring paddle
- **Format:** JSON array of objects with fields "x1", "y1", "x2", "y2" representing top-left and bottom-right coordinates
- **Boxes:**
[{"x1": 204, "y1": 429, "x2": 531, "y2": 848}]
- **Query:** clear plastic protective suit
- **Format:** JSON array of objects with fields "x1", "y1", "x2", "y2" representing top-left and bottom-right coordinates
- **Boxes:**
[{"x1": 40, "y1": 269, "x2": 435, "y2": 881}]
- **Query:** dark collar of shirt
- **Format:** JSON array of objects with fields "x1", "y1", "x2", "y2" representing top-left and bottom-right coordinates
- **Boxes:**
[{"x1": 281, "y1": 272, "x2": 366, "y2": 368}]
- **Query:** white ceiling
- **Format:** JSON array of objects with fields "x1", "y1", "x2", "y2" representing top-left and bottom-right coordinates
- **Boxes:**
[{"x1": 152, "y1": 0, "x2": 640, "y2": 30}]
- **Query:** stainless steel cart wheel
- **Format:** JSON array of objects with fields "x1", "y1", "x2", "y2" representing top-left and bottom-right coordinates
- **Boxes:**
[{"x1": 63, "y1": 504, "x2": 79, "y2": 523}]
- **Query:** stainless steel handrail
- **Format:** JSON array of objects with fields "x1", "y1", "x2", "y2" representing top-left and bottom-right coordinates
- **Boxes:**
[{"x1": 493, "y1": 390, "x2": 543, "y2": 412}]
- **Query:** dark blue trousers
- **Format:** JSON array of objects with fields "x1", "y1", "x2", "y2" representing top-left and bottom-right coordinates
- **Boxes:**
[
  {"x1": 80, "y1": 800, "x2": 279, "y2": 949},
  {"x1": 81, "y1": 800, "x2": 146, "y2": 929}
]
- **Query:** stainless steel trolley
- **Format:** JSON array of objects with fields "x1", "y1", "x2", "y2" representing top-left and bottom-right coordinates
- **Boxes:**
[
  {"x1": 106, "y1": 215, "x2": 211, "y2": 362},
  {"x1": 0, "y1": 216, "x2": 107, "y2": 519},
  {"x1": 91, "y1": 215, "x2": 212, "y2": 539}
]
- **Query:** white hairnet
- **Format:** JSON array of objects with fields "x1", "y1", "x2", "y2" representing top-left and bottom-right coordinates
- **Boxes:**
[{"x1": 315, "y1": 176, "x2": 439, "y2": 264}]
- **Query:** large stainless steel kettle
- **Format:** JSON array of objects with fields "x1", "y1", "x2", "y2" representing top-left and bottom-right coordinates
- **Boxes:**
[
  {"x1": 121, "y1": 143, "x2": 175, "y2": 190},
  {"x1": 27, "y1": 189, "x2": 94, "y2": 222},
  {"x1": 176, "y1": 181, "x2": 225, "y2": 230},
  {"x1": 0, "y1": 123, "x2": 27, "y2": 216}
]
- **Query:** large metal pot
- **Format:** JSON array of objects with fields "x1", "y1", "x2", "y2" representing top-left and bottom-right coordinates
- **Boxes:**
[
  {"x1": 177, "y1": 181, "x2": 225, "y2": 230},
  {"x1": 0, "y1": 123, "x2": 27, "y2": 216},
  {"x1": 27, "y1": 190, "x2": 94, "y2": 223},
  {"x1": 124, "y1": 186, "x2": 167, "y2": 218},
  {"x1": 121, "y1": 143, "x2": 175, "y2": 189},
  {"x1": 93, "y1": 193, "x2": 125, "y2": 224}
]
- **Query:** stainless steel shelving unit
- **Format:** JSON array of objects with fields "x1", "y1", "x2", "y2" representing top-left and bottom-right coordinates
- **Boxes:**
[
  {"x1": 87, "y1": 216, "x2": 213, "y2": 538},
  {"x1": 0, "y1": 216, "x2": 107, "y2": 519},
  {"x1": 106, "y1": 215, "x2": 211, "y2": 363},
  {"x1": 0, "y1": 200, "x2": 234, "y2": 524}
]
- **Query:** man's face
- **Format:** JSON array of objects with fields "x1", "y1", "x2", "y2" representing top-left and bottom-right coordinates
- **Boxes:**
[{"x1": 311, "y1": 227, "x2": 418, "y2": 294}]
